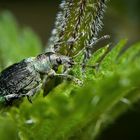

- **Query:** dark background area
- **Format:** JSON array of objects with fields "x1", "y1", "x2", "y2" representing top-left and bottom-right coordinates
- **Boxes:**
[
  {"x1": 0, "y1": 0, "x2": 61, "y2": 46},
  {"x1": 0, "y1": 0, "x2": 140, "y2": 140},
  {"x1": 0, "y1": 0, "x2": 140, "y2": 46},
  {"x1": 105, "y1": 0, "x2": 140, "y2": 44}
]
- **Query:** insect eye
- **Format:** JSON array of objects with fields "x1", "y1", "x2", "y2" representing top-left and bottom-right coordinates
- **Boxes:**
[{"x1": 56, "y1": 58, "x2": 62, "y2": 64}]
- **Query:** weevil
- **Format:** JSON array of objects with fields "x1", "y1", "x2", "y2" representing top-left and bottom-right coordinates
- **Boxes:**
[
  {"x1": 0, "y1": 0, "x2": 109, "y2": 105},
  {"x1": 0, "y1": 52, "x2": 81, "y2": 104}
]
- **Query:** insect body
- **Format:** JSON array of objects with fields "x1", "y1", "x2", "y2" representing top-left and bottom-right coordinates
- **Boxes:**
[{"x1": 0, "y1": 52, "x2": 79, "y2": 104}]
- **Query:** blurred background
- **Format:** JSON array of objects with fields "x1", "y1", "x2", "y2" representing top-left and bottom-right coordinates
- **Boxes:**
[
  {"x1": 0, "y1": 0, "x2": 139, "y2": 46},
  {"x1": 0, "y1": 0, "x2": 140, "y2": 140}
]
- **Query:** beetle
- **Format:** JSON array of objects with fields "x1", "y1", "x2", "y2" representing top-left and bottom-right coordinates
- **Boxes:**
[
  {"x1": 0, "y1": 0, "x2": 109, "y2": 105},
  {"x1": 0, "y1": 52, "x2": 81, "y2": 104}
]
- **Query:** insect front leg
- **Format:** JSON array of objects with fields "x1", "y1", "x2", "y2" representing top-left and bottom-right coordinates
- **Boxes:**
[
  {"x1": 55, "y1": 74, "x2": 83, "y2": 86},
  {"x1": 48, "y1": 69, "x2": 83, "y2": 86}
]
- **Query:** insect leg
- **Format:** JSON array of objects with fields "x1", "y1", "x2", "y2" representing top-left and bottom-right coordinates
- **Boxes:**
[
  {"x1": 26, "y1": 84, "x2": 42, "y2": 103},
  {"x1": 49, "y1": 72, "x2": 83, "y2": 86},
  {"x1": 57, "y1": 74, "x2": 83, "y2": 86},
  {"x1": 4, "y1": 93, "x2": 23, "y2": 102}
]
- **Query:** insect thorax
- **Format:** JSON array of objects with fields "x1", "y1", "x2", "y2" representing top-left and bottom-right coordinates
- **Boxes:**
[{"x1": 33, "y1": 52, "x2": 74, "y2": 74}]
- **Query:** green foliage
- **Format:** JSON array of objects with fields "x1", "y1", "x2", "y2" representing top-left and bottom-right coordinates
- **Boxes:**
[
  {"x1": 0, "y1": 11, "x2": 140, "y2": 140},
  {"x1": 0, "y1": 11, "x2": 42, "y2": 70}
]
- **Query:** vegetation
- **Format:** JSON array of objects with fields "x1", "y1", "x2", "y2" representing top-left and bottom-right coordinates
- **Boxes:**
[{"x1": 0, "y1": 2, "x2": 140, "y2": 140}]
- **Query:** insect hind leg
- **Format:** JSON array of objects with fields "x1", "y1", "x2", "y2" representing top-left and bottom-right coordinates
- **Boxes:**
[{"x1": 4, "y1": 93, "x2": 26, "y2": 104}]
